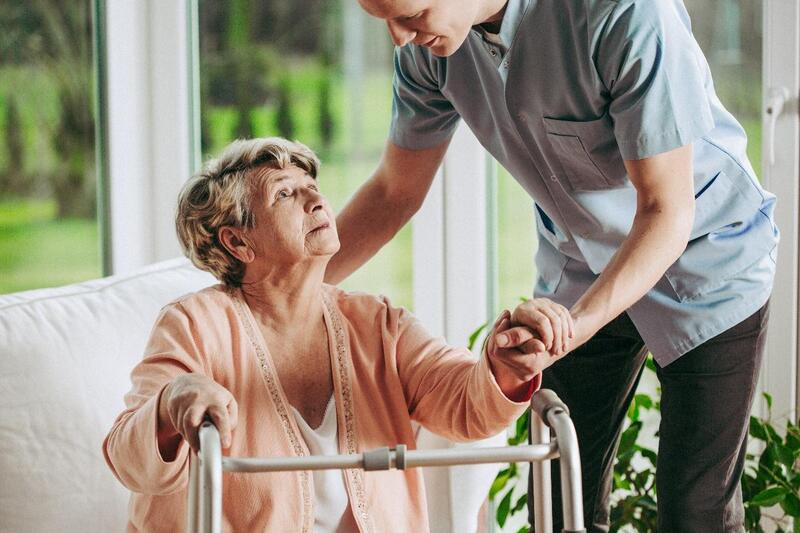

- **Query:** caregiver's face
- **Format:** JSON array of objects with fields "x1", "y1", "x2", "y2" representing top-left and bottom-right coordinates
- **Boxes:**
[
  {"x1": 248, "y1": 165, "x2": 340, "y2": 265},
  {"x1": 358, "y1": 0, "x2": 481, "y2": 57}
]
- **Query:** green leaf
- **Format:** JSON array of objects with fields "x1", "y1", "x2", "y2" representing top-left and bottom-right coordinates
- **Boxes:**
[
  {"x1": 766, "y1": 423, "x2": 783, "y2": 444},
  {"x1": 751, "y1": 486, "x2": 789, "y2": 507},
  {"x1": 634, "y1": 469, "x2": 654, "y2": 488},
  {"x1": 467, "y1": 322, "x2": 488, "y2": 351},
  {"x1": 618, "y1": 422, "x2": 642, "y2": 455},
  {"x1": 750, "y1": 417, "x2": 769, "y2": 442},
  {"x1": 627, "y1": 396, "x2": 641, "y2": 421},
  {"x1": 744, "y1": 504, "x2": 762, "y2": 532},
  {"x1": 516, "y1": 526, "x2": 529, "y2": 533},
  {"x1": 516, "y1": 411, "x2": 530, "y2": 433},
  {"x1": 639, "y1": 495, "x2": 658, "y2": 511},
  {"x1": 645, "y1": 356, "x2": 657, "y2": 373},
  {"x1": 760, "y1": 443, "x2": 778, "y2": 470},
  {"x1": 490, "y1": 470, "x2": 510, "y2": 499},
  {"x1": 777, "y1": 443, "x2": 795, "y2": 468},
  {"x1": 763, "y1": 391, "x2": 773, "y2": 411},
  {"x1": 780, "y1": 492, "x2": 800, "y2": 517},
  {"x1": 787, "y1": 423, "x2": 800, "y2": 450},
  {"x1": 496, "y1": 488, "x2": 513, "y2": 527},
  {"x1": 616, "y1": 478, "x2": 631, "y2": 491},
  {"x1": 635, "y1": 393, "x2": 653, "y2": 410},
  {"x1": 638, "y1": 446, "x2": 659, "y2": 467},
  {"x1": 512, "y1": 493, "x2": 527, "y2": 513}
]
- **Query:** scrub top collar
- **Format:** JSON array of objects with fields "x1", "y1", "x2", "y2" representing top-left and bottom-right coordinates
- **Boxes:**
[{"x1": 472, "y1": 0, "x2": 531, "y2": 53}]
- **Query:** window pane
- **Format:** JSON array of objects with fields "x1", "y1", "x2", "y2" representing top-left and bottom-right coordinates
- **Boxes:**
[
  {"x1": 0, "y1": 1, "x2": 100, "y2": 294},
  {"x1": 198, "y1": 1, "x2": 411, "y2": 308},
  {"x1": 495, "y1": 163, "x2": 537, "y2": 313},
  {"x1": 685, "y1": 0, "x2": 763, "y2": 174}
]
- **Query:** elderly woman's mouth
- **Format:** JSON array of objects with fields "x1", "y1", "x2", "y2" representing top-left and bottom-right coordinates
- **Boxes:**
[{"x1": 309, "y1": 222, "x2": 330, "y2": 234}]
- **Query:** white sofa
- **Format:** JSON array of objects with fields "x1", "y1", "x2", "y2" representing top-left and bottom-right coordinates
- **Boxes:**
[
  {"x1": 0, "y1": 258, "x2": 215, "y2": 532},
  {"x1": 0, "y1": 258, "x2": 502, "y2": 532}
]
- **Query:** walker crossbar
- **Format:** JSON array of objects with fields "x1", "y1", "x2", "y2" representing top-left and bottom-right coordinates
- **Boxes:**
[{"x1": 186, "y1": 389, "x2": 585, "y2": 533}]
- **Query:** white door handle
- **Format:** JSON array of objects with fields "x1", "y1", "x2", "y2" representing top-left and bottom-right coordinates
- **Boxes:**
[{"x1": 765, "y1": 86, "x2": 791, "y2": 166}]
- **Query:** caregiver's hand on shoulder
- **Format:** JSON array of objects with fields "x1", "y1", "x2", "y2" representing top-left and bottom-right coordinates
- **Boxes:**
[
  {"x1": 157, "y1": 373, "x2": 239, "y2": 455},
  {"x1": 486, "y1": 308, "x2": 561, "y2": 401}
]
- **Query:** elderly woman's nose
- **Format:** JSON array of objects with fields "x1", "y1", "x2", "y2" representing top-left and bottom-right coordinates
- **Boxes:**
[{"x1": 304, "y1": 188, "x2": 326, "y2": 212}]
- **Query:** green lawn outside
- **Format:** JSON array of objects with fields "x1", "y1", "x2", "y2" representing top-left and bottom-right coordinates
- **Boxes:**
[{"x1": 0, "y1": 199, "x2": 100, "y2": 293}]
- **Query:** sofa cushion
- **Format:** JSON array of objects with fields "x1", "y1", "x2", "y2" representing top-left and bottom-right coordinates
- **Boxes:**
[{"x1": 0, "y1": 258, "x2": 215, "y2": 533}]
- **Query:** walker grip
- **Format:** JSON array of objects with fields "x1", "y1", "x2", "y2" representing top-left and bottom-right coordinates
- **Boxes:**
[{"x1": 531, "y1": 389, "x2": 570, "y2": 428}]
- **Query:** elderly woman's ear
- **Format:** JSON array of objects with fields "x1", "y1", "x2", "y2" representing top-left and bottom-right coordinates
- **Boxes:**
[{"x1": 218, "y1": 227, "x2": 256, "y2": 264}]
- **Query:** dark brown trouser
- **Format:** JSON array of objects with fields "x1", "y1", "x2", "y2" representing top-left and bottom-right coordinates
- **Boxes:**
[{"x1": 529, "y1": 303, "x2": 769, "y2": 533}]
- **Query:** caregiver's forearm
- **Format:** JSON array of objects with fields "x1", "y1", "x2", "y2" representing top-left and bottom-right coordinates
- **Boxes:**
[
  {"x1": 326, "y1": 172, "x2": 419, "y2": 284},
  {"x1": 325, "y1": 140, "x2": 449, "y2": 284},
  {"x1": 570, "y1": 201, "x2": 694, "y2": 344}
]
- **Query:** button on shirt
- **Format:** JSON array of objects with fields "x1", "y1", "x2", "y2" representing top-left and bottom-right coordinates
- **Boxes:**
[{"x1": 389, "y1": 0, "x2": 778, "y2": 364}]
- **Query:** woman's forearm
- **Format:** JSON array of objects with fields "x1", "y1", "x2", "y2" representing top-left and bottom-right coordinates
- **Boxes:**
[
  {"x1": 103, "y1": 387, "x2": 189, "y2": 495},
  {"x1": 156, "y1": 382, "x2": 182, "y2": 461}
]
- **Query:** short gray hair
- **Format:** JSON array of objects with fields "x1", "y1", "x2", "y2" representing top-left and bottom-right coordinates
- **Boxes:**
[{"x1": 176, "y1": 137, "x2": 320, "y2": 287}]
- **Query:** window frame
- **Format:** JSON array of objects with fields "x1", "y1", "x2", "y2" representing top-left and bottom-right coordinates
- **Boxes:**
[{"x1": 761, "y1": 0, "x2": 800, "y2": 423}]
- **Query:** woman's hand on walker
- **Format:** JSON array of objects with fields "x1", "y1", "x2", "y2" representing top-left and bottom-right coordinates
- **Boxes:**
[{"x1": 158, "y1": 373, "x2": 239, "y2": 454}]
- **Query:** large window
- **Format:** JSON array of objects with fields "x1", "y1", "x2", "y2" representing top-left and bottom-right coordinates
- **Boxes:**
[
  {"x1": 197, "y1": 0, "x2": 412, "y2": 308},
  {"x1": 686, "y1": 0, "x2": 762, "y2": 174},
  {"x1": 0, "y1": 1, "x2": 101, "y2": 293}
]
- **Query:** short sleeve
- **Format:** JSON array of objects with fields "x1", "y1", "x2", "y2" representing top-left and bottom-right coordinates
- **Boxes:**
[
  {"x1": 597, "y1": 1, "x2": 715, "y2": 160},
  {"x1": 389, "y1": 45, "x2": 461, "y2": 150}
]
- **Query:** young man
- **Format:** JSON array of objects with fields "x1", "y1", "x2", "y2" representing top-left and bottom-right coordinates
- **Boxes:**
[{"x1": 326, "y1": 0, "x2": 778, "y2": 530}]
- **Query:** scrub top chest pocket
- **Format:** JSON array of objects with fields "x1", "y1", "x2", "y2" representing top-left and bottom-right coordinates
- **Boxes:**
[{"x1": 542, "y1": 113, "x2": 628, "y2": 192}]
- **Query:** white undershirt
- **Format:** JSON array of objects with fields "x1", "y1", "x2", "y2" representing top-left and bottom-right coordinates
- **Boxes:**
[{"x1": 290, "y1": 396, "x2": 359, "y2": 533}]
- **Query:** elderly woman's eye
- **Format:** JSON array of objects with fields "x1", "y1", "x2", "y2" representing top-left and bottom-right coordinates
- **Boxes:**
[{"x1": 276, "y1": 189, "x2": 291, "y2": 200}]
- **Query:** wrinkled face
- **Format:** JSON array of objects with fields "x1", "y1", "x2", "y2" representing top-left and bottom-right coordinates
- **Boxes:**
[
  {"x1": 246, "y1": 165, "x2": 340, "y2": 266},
  {"x1": 358, "y1": 0, "x2": 482, "y2": 57}
]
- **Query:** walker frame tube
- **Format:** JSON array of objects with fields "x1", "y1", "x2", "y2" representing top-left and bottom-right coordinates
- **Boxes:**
[
  {"x1": 186, "y1": 389, "x2": 584, "y2": 533},
  {"x1": 531, "y1": 410, "x2": 553, "y2": 533}
]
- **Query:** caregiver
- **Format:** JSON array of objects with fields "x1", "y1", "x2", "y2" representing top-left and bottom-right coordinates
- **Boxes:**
[{"x1": 326, "y1": 0, "x2": 779, "y2": 531}]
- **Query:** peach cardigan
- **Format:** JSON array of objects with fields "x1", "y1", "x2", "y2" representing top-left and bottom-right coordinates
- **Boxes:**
[{"x1": 103, "y1": 285, "x2": 535, "y2": 532}]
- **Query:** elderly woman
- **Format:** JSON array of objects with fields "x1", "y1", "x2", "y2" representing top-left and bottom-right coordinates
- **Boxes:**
[{"x1": 103, "y1": 137, "x2": 573, "y2": 532}]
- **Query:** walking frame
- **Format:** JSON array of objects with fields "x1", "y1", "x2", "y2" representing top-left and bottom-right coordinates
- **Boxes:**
[{"x1": 186, "y1": 389, "x2": 586, "y2": 533}]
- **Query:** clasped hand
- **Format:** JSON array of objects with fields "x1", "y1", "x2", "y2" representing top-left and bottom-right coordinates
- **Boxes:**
[{"x1": 486, "y1": 298, "x2": 575, "y2": 399}]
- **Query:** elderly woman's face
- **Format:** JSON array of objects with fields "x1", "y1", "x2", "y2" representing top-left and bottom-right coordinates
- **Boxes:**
[{"x1": 246, "y1": 164, "x2": 340, "y2": 265}]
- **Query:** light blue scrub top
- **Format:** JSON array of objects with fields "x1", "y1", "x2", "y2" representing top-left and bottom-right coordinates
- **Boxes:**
[{"x1": 389, "y1": 0, "x2": 779, "y2": 365}]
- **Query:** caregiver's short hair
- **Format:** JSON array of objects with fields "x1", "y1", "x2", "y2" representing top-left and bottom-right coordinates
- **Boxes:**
[{"x1": 176, "y1": 137, "x2": 320, "y2": 287}]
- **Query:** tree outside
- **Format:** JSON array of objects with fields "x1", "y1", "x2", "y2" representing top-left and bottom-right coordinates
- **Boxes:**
[{"x1": 0, "y1": 0, "x2": 100, "y2": 294}]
